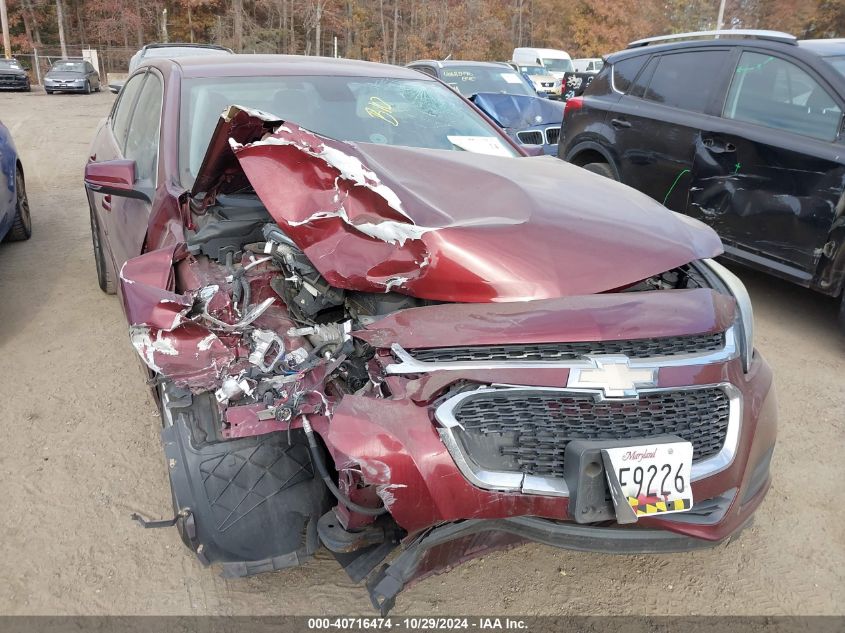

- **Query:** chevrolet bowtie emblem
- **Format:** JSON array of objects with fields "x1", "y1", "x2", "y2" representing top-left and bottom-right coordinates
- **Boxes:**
[{"x1": 567, "y1": 355, "x2": 657, "y2": 398}]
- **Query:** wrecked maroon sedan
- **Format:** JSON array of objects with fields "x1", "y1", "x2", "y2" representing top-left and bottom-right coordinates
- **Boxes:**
[{"x1": 84, "y1": 55, "x2": 776, "y2": 612}]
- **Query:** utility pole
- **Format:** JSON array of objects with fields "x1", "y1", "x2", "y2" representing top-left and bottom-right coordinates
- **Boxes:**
[
  {"x1": 716, "y1": 0, "x2": 726, "y2": 31},
  {"x1": 162, "y1": 7, "x2": 168, "y2": 42},
  {"x1": 0, "y1": 0, "x2": 11, "y2": 59},
  {"x1": 56, "y1": 0, "x2": 68, "y2": 58}
]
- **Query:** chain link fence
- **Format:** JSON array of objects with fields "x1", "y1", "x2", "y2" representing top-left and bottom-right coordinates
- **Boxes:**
[{"x1": 9, "y1": 45, "x2": 136, "y2": 86}]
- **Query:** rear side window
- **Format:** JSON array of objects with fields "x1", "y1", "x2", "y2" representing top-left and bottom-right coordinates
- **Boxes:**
[
  {"x1": 724, "y1": 52, "x2": 842, "y2": 141},
  {"x1": 642, "y1": 51, "x2": 730, "y2": 113},
  {"x1": 612, "y1": 56, "x2": 648, "y2": 93}
]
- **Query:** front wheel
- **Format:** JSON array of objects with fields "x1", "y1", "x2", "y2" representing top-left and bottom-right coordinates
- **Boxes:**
[
  {"x1": 582, "y1": 162, "x2": 617, "y2": 180},
  {"x1": 84, "y1": 80, "x2": 91, "y2": 95},
  {"x1": 5, "y1": 167, "x2": 32, "y2": 242}
]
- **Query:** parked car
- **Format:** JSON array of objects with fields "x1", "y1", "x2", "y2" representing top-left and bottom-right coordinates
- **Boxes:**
[
  {"x1": 560, "y1": 30, "x2": 845, "y2": 329},
  {"x1": 512, "y1": 46, "x2": 593, "y2": 100},
  {"x1": 506, "y1": 61, "x2": 562, "y2": 98},
  {"x1": 44, "y1": 59, "x2": 100, "y2": 94},
  {"x1": 407, "y1": 60, "x2": 565, "y2": 153},
  {"x1": 83, "y1": 54, "x2": 776, "y2": 614},
  {"x1": 0, "y1": 120, "x2": 32, "y2": 242},
  {"x1": 109, "y1": 43, "x2": 234, "y2": 93},
  {"x1": 0, "y1": 58, "x2": 31, "y2": 91},
  {"x1": 572, "y1": 57, "x2": 605, "y2": 74}
]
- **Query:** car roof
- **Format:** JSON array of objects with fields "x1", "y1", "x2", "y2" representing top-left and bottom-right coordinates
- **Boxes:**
[
  {"x1": 798, "y1": 38, "x2": 845, "y2": 56},
  {"x1": 606, "y1": 36, "x2": 845, "y2": 65},
  {"x1": 154, "y1": 54, "x2": 434, "y2": 80},
  {"x1": 407, "y1": 59, "x2": 511, "y2": 69}
]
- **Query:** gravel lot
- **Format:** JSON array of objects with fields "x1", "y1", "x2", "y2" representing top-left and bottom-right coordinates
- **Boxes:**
[{"x1": 0, "y1": 89, "x2": 843, "y2": 616}]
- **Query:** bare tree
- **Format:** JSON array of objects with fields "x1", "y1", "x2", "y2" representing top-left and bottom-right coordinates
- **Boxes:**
[{"x1": 56, "y1": 0, "x2": 67, "y2": 58}]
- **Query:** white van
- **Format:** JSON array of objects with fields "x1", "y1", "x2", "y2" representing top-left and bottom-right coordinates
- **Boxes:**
[
  {"x1": 512, "y1": 47, "x2": 573, "y2": 79},
  {"x1": 572, "y1": 58, "x2": 604, "y2": 74}
]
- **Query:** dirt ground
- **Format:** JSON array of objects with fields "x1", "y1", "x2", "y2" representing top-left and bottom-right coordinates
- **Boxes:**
[{"x1": 0, "y1": 89, "x2": 843, "y2": 617}]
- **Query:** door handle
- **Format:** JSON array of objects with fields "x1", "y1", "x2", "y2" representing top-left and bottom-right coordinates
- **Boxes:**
[
  {"x1": 102, "y1": 194, "x2": 111, "y2": 212},
  {"x1": 702, "y1": 137, "x2": 736, "y2": 153},
  {"x1": 611, "y1": 118, "x2": 632, "y2": 129}
]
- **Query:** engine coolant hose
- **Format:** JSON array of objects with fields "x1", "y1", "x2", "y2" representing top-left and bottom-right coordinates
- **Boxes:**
[{"x1": 300, "y1": 415, "x2": 388, "y2": 516}]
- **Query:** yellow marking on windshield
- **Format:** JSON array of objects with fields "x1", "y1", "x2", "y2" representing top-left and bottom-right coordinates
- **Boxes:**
[{"x1": 365, "y1": 96, "x2": 399, "y2": 126}]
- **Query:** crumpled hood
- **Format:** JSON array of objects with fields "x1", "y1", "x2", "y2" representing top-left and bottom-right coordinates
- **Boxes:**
[
  {"x1": 197, "y1": 106, "x2": 721, "y2": 302},
  {"x1": 470, "y1": 92, "x2": 565, "y2": 130}
]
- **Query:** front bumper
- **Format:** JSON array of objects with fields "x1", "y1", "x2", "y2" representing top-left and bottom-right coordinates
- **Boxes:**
[
  {"x1": 45, "y1": 82, "x2": 86, "y2": 92},
  {"x1": 367, "y1": 514, "x2": 753, "y2": 613},
  {"x1": 327, "y1": 350, "x2": 775, "y2": 539},
  {"x1": 0, "y1": 77, "x2": 29, "y2": 90},
  {"x1": 340, "y1": 349, "x2": 775, "y2": 612}
]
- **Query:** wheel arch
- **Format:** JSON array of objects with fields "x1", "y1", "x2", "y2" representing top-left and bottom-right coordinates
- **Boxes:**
[{"x1": 564, "y1": 140, "x2": 622, "y2": 180}]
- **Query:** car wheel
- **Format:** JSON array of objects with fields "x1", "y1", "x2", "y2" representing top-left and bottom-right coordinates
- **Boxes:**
[
  {"x1": 84, "y1": 80, "x2": 91, "y2": 95},
  {"x1": 89, "y1": 204, "x2": 115, "y2": 294},
  {"x1": 582, "y1": 162, "x2": 617, "y2": 180},
  {"x1": 45, "y1": 89, "x2": 53, "y2": 94},
  {"x1": 5, "y1": 167, "x2": 32, "y2": 242}
]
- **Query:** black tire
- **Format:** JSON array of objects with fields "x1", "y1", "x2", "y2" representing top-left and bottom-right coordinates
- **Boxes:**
[
  {"x1": 45, "y1": 89, "x2": 53, "y2": 94},
  {"x1": 158, "y1": 387, "x2": 331, "y2": 576},
  {"x1": 838, "y1": 292, "x2": 845, "y2": 335},
  {"x1": 89, "y1": 204, "x2": 115, "y2": 293},
  {"x1": 5, "y1": 167, "x2": 32, "y2": 242},
  {"x1": 582, "y1": 162, "x2": 617, "y2": 180},
  {"x1": 84, "y1": 80, "x2": 91, "y2": 95}
]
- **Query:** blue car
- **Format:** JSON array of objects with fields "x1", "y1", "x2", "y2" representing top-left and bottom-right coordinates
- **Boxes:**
[
  {"x1": 407, "y1": 60, "x2": 565, "y2": 155},
  {"x1": 0, "y1": 120, "x2": 31, "y2": 243}
]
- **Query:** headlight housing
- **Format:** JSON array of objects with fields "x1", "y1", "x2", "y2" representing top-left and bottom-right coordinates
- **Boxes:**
[{"x1": 700, "y1": 258, "x2": 754, "y2": 372}]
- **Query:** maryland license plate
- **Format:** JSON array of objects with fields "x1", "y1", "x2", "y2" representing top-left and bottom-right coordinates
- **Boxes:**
[{"x1": 601, "y1": 441, "x2": 694, "y2": 522}]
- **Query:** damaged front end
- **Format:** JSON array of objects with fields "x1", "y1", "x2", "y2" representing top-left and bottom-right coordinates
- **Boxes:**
[{"x1": 122, "y1": 106, "x2": 773, "y2": 612}]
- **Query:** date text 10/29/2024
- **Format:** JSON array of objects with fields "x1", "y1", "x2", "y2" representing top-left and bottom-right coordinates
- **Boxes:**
[{"x1": 308, "y1": 618, "x2": 529, "y2": 630}]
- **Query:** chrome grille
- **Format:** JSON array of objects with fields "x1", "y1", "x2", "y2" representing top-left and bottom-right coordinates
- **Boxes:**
[
  {"x1": 408, "y1": 331, "x2": 725, "y2": 363},
  {"x1": 448, "y1": 387, "x2": 730, "y2": 479},
  {"x1": 517, "y1": 130, "x2": 544, "y2": 145},
  {"x1": 545, "y1": 126, "x2": 561, "y2": 145}
]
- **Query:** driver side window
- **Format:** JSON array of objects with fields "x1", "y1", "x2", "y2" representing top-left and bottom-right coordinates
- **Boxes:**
[
  {"x1": 124, "y1": 74, "x2": 163, "y2": 184},
  {"x1": 111, "y1": 73, "x2": 145, "y2": 152}
]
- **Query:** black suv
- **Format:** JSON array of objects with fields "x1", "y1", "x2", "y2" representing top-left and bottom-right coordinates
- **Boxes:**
[{"x1": 560, "y1": 30, "x2": 845, "y2": 327}]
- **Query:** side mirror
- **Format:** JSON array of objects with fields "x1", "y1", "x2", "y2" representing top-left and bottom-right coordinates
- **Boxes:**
[{"x1": 84, "y1": 159, "x2": 150, "y2": 202}]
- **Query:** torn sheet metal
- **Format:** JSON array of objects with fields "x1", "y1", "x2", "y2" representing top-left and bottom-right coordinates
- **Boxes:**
[
  {"x1": 120, "y1": 245, "x2": 238, "y2": 390},
  {"x1": 193, "y1": 106, "x2": 724, "y2": 302}
]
